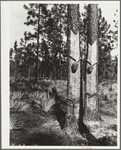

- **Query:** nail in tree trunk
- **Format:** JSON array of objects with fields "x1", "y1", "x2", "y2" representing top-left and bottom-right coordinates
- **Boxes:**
[
  {"x1": 85, "y1": 4, "x2": 98, "y2": 121},
  {"x1": 65, "y1": 4, "x2": 80, "y2": 135}
]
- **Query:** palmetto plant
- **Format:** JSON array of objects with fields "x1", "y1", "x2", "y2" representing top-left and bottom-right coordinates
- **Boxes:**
[
  {"x1": 10, "y1": 91, "x2": 24, "y2": 101},
  {"x1": 10, "y1": 115, "x2": 23, "y2": 130},
  {"x1": 28, "y1": 90, "x2": 56, "y2": 112},
  {"x1": 10, "y1": 91, "x2": 26, "y2": 112},
  {"x1": 41, "y1": 91, "x2": 56, "y2": 112},
  {"x1": 28, "y1": 91, "x2": 42, "y2": 105}
]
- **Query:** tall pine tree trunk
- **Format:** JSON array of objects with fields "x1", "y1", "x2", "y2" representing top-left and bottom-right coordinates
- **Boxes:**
[
  {"x1": 65, "y1": 4, "x2": 80, "y2": 135},
  {"x1": 59, "y1": 14, "x2": 62, "y2": 80},
  {"x1": 15, "y1": 56, "x2": 17, "y2": 78},
  {"x1": 14, "y1": 41, "x2": 18, "y2": 78},
  {"x1": 36, "y1": 4, "x2": 40, "y2": 80},
  {"x1": 85, "y1": 4, "x2": 98, "y2": 121}
]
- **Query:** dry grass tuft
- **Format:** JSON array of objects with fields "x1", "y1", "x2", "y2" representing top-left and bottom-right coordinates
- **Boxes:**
[{"x1": 10, "y1": 116, "x2": 17, "y2": 130}]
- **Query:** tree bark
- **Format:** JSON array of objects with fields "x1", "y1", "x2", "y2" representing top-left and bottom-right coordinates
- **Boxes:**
[
  {"x1": 85, "y1": 4, "x2": 98, "y2": 121},
  {"x1": 65, "y1": 4, "x2": 80, "y2": 135}
]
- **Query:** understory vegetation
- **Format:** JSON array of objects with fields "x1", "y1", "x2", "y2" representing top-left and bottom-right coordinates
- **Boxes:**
[{"x1": 10, "y1": 78, "x2": 117, "y2": 146}]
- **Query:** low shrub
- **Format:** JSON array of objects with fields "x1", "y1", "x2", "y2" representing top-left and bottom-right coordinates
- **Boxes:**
[{"x1": 10, "y1": 91, "x2": 28, "y2": 112}]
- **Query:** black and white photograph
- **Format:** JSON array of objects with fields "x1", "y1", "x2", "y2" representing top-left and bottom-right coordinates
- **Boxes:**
[{"x1": 1, "y1": 1, "x2": 120, "y2": 148}]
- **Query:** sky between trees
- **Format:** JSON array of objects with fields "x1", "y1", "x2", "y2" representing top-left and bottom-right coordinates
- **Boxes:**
[{"x1": 1, "y1": 1, "x2": 119, "y2": 56}]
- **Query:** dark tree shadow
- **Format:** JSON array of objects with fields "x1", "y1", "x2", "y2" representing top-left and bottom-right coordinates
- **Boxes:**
[{"x1": 79, "y1": 120, "x2": 113, "y2": 146}]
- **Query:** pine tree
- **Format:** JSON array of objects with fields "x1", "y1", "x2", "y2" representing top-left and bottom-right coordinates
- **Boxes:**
[
  {"x1": 40, "y1": 38, "x2": 49, "y2": 77},
  {"x1": 80, "y1": 6, "x2": 116, "y2": 81},
  {"x1": 14, "y1": 41, "x2": 18, "y2": 78},
  {"x1": 65, "y1": 4, "x2": 81, "y2": 135},
  {"x1": 24, "y1": 4, "x2": 48, "y2": 80}
]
